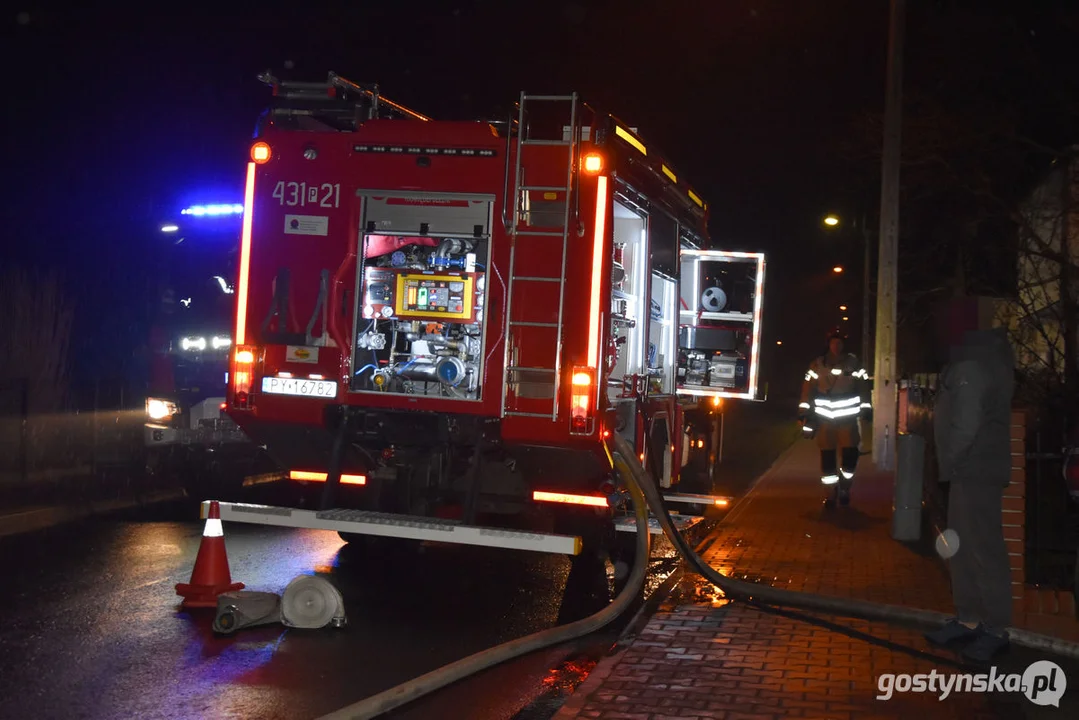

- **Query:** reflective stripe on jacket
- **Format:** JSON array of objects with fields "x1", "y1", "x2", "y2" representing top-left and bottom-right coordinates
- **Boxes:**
[{"x1": 798, "y1": 352, "x2": 870, "y2": 422}]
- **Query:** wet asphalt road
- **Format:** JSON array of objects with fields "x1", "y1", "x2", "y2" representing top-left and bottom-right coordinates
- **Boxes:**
[
  {"x1": 0, "y1": 495, "x2": 689, "y2": 720},
  {"x1": 0, "y1": 402, "x2": 792, "y2": 720}
]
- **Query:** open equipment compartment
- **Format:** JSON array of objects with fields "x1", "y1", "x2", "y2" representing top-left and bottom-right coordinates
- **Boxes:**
[
  {"x1": 676, "y1": 249, "x2": 766, "y2": 401},
  {"x1": 350, "y1": 192, "x2": 493, "y2": 400}
]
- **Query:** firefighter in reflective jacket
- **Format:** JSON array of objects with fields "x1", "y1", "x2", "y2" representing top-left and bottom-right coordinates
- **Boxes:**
[{"x1": 798, "y1": 328, "x2": 872, "y2": 506}]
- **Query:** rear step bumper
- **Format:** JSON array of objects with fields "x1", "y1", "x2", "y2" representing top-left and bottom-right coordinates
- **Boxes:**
[
  {"x1": 201, "y1": 498, "x2": 714, "y2": 552},
  {"x1": 612, "y1": 513, "x2": 705, "y2": 534},
  {"x1": 201, "y1": 500, "x2": 583, "y2": 555}
]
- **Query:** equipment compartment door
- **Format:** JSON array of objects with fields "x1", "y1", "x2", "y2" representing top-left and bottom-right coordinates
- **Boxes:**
[
  {"x1": 676, "y1": 250, "x2": 766, "y2": 401},
  {"x1": 350, "y1": 192, "x2": 494, "y2": 401}
]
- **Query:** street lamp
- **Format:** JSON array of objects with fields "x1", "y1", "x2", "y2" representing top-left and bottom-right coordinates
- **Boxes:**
[
  {"x1": 821, "y1": 212, "x2": 873, "y2": 367},
  {"x1": 832, "y1": 266, "x2": 844, "y2": 274}
]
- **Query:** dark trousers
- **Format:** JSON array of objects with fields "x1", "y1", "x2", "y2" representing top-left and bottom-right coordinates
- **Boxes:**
[
  {"x1": 947, "y1": 479, "x2": 1012, "y2": 633},
  {"x1": 820, "y1": 448, "x2": 860, "y2": 488}
]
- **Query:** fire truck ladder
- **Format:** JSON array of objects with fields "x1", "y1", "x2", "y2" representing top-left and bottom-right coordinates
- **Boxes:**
[{"x1": 502, "y1": 92, "x2": 579, "y2": 421}]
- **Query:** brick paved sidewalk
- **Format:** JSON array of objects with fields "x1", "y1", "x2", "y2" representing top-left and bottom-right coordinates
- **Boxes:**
[{"x1": 551, "y1": 439, "x2": 1044, "y2": 719}]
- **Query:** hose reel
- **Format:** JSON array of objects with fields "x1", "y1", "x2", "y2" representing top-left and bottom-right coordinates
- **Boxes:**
[
  {"x1": 213, "y1": 575, "x2": 347, "y2": 635},
  {"x1": 281, "y1": 574, "x2": 348, "y2": 629}
]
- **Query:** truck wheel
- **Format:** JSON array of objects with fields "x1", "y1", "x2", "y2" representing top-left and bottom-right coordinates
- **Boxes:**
[
  {"x1": 609, "y1": 529, "x2": 644, "y2": 597},
  {"x1": 558, "y1": 545, "x2": 612, "y2": 623}
]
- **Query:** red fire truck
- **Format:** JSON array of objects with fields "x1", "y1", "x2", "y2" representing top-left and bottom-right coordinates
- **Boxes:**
[{"x1": 217, "y1": 71, "x2": 766, "y2": 556}]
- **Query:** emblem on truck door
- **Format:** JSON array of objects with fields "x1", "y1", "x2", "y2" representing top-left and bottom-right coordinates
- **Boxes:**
[{"x1": 283, "y1": 214, "x2": 329, "y2": 236}]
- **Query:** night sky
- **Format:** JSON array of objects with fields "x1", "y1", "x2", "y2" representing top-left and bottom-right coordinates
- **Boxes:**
[{"x1": 2, "y1": 1, "x2": 1076, "y2": 402}]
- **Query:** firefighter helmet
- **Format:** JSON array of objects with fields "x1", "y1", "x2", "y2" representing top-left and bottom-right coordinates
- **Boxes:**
[{"x1": 826, "y1": 326, "x2": 847, "y2": 341}]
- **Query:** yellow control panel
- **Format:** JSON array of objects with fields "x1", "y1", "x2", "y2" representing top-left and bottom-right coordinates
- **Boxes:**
[{"x1": 394, "y1": 273, "x2": 475, "y2": 321}]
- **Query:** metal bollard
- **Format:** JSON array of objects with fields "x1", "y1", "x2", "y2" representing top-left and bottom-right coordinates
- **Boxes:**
[{"x1": 892, "y1": 432, "x2": 924, "y2": 541}]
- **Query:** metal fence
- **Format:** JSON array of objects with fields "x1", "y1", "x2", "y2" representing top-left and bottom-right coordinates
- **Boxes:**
[
  {"x1": 1023, "y1": 413, "x2": 1079, "y2": 589},
  {"x1": 903, "y1": 375, "x2": 1079, "y2": 590}
]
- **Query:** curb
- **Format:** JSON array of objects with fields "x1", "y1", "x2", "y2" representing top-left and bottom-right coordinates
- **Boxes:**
[
  {"x1": 0, "y1": 488, "x2": 188, "y2": 538},
  {"x1": 550, "y1": 437, "x2": 803, "y2": 718}
]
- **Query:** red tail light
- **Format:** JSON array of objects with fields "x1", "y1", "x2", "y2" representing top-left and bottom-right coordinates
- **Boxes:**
[
  {"x1": 570, "y1": 366, "x2": 594, "y2": 435},
  {"x1": 231, "y1": 346, "x2": 256, "y2": 408}
]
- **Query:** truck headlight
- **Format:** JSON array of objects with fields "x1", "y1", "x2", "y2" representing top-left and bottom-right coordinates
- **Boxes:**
[
  {"x1": 181, "y1": 336, "x2": 207, "y2": 351},
  {"x1": 211, "y1": 335, "x2": 231, "y2": 350},
  {"x1": 147, "y1": 398, "x2": 179, "y2": 421}
]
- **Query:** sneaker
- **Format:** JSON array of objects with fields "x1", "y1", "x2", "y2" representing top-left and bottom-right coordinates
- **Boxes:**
[
  {"x1": 961, "y1": 630, "x2": 1009, "y2": 664},
  {"x1": 924, "y1": 619, "x2": 981, "y2": 646}
]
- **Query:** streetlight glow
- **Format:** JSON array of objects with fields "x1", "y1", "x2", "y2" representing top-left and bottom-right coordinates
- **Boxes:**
[
  {"x1": 776, "y1": 340, "x2": 783, "y2": 346},
  {"x1": 160, "y1": 224, "x2": 179, "y2": 233},
  {"x1": 840, "y1": 305, "x2": 848, "y2": 311},
  {"x1": 833, "y1": 266, "x2": 843, "y2": 273},
  {"x1": 842, "y1": 316, "x2": 849, "y2": 321},
  {"x1": 823, "y1": 214, "x2": 840, "y2": 227}
]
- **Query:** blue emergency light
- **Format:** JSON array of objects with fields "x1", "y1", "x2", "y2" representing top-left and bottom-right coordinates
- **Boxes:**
[{"x1": 181, "y1": 204, "x2": 245, "y2": 216}]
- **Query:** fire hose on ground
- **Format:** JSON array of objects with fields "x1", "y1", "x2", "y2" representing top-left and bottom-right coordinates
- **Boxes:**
[
  {"x1": 318, "y1": 430, "x2": 1079, "y2": 720},
  {"x1": 316, "y1": 446, "x2": 652, "y2": 720}
]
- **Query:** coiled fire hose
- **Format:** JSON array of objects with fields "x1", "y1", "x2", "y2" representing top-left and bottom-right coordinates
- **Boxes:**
[
  {"x1": 320, "y1": 429, "x2": 1079, "y2": 720},
  {"x1": 317, "y1": 449, "x2": 652, "y2": 720}
]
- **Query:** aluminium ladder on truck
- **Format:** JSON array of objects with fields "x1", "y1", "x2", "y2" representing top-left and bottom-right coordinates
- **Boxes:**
[{"x1": 500, "y1": 93, "x2": 579, "y2": 421}]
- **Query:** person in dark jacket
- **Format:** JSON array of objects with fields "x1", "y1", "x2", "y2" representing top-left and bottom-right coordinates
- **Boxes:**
[{"x1": 924, "y1": 322, "x2": 1015, "y2": 663}]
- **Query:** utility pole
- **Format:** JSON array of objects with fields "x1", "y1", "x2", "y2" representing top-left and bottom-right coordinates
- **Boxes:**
[
  {"x1": 861, "y1": 213, "x2": 871, "y2": 367},
  {"x1": 873, "y1": 0, "x2": 905, "y2": 471}
]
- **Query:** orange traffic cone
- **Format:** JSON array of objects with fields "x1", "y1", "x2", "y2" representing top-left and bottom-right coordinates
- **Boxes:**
[{"x1": 176, "y1": 501, "x2": 244, "y2": 608}]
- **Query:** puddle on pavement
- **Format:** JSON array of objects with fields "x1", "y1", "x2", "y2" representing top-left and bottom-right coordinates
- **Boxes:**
[
  {"x1": 540, "y1": 655, "x2": 598, "y2": 692},
  {"x1": 663, "y1": 560, "x2": 796, "y2": 608},
  {"x1": 664, "y1": 573, "x2": 731, "y2": 608}
]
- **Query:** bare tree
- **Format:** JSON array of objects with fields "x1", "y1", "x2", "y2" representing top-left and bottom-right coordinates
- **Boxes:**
[
  {"x1": 0, "y1": 266, "x2": 75, "y2": 476},
  {"x1": 995, "y1": 152, "x2": 1079, "y2": 421},
  {"x1": 837, "y1": 3, "x2": 1079, "y2": 385},
  {"x1": 0, "y1": 267, "x2": 74, "y2": 413}
]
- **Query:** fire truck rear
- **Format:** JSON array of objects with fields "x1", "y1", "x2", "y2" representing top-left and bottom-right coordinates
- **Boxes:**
[{"x1": 223, "y1": 72, "x2": 766, "y2": 555}]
